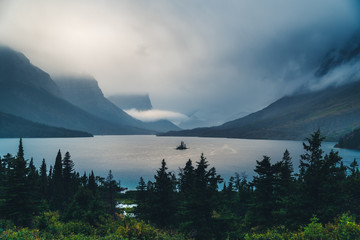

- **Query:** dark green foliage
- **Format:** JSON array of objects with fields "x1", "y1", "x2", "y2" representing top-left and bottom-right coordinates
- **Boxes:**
[
  {"x1": 102, "y1": 170, "x2": 122, "y2": 215},
  {"x1": 2, "y1": 131, "x2": 360, "y2": 238},
  {"x1": 1, "y1": 140, "x2": 36, "y2": 226},
  {"x1": 151, "y1": 159, "x2": 177, "y2": 228},
  {"x1": 63, "y1": 188, "x2": 104, "y2": 225},
  {"x1": 249, "y1": 155, "x2": 275, "y2": 228},
  {"x1": 51, "y1": 150, "x2": 64, "y2": 211},
  {"x1": 0, "y1": 140, "x2": 126, "y2": 228},
  {"x1": 39, "y1": 159, "x2": 48, "y2": 200},
  {"x1": 62, "y1": 152, "x2": 76, "y2": 202},
  {"x1": 272, "y1": 150, "x2": 297, "y2": 227},
  {"x1": 135, "y1": 177, "x2": 150, "y2": 220},
  {"x1": 137, "y1": 154, "x2": 223, "y2": 239},
  {"x1": 336, "y1": 127, "x2": 360, "y2": 150},
  {"x1": 88, "y1": 170, "x2": 97, "y2": 195},
  {"x1": 298, "y1": 130, "x2": 347, "y2": 223}
]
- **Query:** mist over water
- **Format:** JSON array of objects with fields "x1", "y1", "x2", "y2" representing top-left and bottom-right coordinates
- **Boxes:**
[{"x1": 0, "y1": 136, "x2": 358, "y2": 189}]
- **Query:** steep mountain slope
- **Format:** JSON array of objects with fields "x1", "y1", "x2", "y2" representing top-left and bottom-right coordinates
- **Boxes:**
[
  {"x1": 0, "y1": 112, "x2": 92, "y2": 138},
  {"x1": 55, "y1": 76, "x2": 138, "y2": 126},
  {"x1": 0, "y1": 46, "x2": 61, "y2": 97},
  {"x1": 55, "y1": 77, "x2": 180, "y2": 132},
  {"x1": 161, "y1": 80, "x2": 360, "y2": 141},
  {"x1": 0, "y1": 46, "x2": 153, "y2": 135}
]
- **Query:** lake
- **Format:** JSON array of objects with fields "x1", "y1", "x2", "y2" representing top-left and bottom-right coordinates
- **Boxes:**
[{"x1": 0, "y1": 135, "x2": 359, "y2": 189}]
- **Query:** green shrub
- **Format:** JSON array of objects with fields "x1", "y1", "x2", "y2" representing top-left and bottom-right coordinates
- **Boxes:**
[
  {"x1": 331, "y1": 214, "x2": 360, "y2": 240},
  {"x1": 0, "y1": 228, "x2": 41, "y2": 240},
  {"x1": 301, "y1": 216, "x2": 326, "y2": 240}
]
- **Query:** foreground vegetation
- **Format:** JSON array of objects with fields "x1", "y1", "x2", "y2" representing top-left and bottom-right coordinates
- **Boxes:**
[{"x1": 1, "y1": 130, "x2": 360, "y2": 239}]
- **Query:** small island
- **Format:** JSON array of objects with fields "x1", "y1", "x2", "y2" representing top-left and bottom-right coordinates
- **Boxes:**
[{"x1": 176, "y1": 141, "x2": 188, "y2": 150}]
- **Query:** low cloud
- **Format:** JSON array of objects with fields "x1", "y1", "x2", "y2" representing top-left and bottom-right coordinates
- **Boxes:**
[
  {"x1": 125, "y1": 109, "x2": 189, "y2": 124},
  {"x1": 311, "y1": 61, "x2": 360, "y2": 91}
]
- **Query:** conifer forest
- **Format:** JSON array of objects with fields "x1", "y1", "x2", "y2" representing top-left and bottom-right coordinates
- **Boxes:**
[{"x1": 1, "y1": 130, "x2": 360, "y2": 239}]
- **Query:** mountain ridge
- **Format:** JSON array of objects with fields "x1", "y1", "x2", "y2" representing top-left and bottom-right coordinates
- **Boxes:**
[
  {"x1": 160, "y1": 80, "x2": 360, "y2": 141},
  {"x1": 55, "y1": 76, "x2": 180, "y2": 133}
]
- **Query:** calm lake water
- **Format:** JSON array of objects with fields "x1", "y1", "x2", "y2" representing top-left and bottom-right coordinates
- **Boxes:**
[{"x1": 0, "y1": 135, "x2": 359, "y2": 189}]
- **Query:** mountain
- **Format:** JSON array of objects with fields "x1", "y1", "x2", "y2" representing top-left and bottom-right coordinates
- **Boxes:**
[
  {"x1": 55, "y1": 76, "x2": 139, "y2": 126},
  {"x1": 0, "y1": 46, "x2": 153, "y2": 135},
  {"x1": 335, "y1": 128, "x2": 360, "y2": 150},
  {"x1": 55, "y1": 76, "x2": 180, "y2": 132},
  {"x1": 0, "y1": 46, "x2": 61, "y2": 97},
  {"x1": 0, "y1": 112, "x2": 92, "y2": 138},
  {"x1": 160, "y1": 32, "x2": 360, "y2": 141},
  {"x1": 108, "y1": 94, "x2": 152, "y2": 111},
  {"x1": 161, "y1": 79, "x2": 360, "y2": 141}
]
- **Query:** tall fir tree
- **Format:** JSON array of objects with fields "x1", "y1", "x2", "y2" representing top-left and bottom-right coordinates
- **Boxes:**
[
  {"x1": 88, "y1": 170, "x2": 97, "y2": 195},
  {"x1": 63, "y1": 152, "x2": 75, "y2": 202},
  {"x1": 104, "y1": 170, "x2": 120, "y2": 215},
  {"x1": 152, "y1": 159, "x2": 177, "y2": 228},
  {"x1": 182, "y1": 154, "x2": 223, "y2": 240},
  {"x1": 39, "y1": 159, "x2": 48, "y2": 200},
  {"x1": 51, "y1": 150, "x2": 64, "y2": 211},
  {"x1": 250, "y1": 155, "x2": 275, "y2": 228},
  {"x1": 2, "y1": 139, "x2": 35, "y2": 226},
  {"x1": 272, "y1": 150, "x2": 297, "y2": 227},
  {"x1": 135, "y1": 176, "x2": 150, "y2": 220}
]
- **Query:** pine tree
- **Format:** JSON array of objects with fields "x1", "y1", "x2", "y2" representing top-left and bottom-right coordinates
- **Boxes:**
[
  {"x1": 39, "y1": 159, "x2": 48, "y2": 200},
  {"x1": 51, "y1": 150, "x2": 64, "y2": 211},
  {"x1": 104, "y1": 170, "x2": 120, "y2": 215},
  {"x1": 347, "y1": 159, "x2": 360, "y2": 216},
  {"x1": 88, "y1": 170, "x2": 97, "y2": 195},
  {"x1": 319, "y1": 150, "x2": 347, "y2": 222},
  {"x1": 181, "y1": 154, "x2": 223, "y2": 239},
  {"x1": 298, "y1": 130, "x2": 325, "y2": 222},
  {"x1": 135, "y1": 177, "x2": 150, "y2": 220},
  {"x1": 2, "y1": 139, "x2": 35, "y2": 226},
  {"x1": 63, "y1": 152, "x2": 75, "y2": 202},
  {"x1": 151, "y1": 159, "x2": 177, "y2": 227},
  {"x1": 298, "y1": 130, "x2": 347, "y2": 223},
  {"x1": 17, "y1": 138, "x2": 24, "y2": 160},
  {"x1": 27, "y1": 158, "x2": 40, "y2": 216},
  {"x1": 178, "y1": 159, "x2": 195, "y2": 193},
  {"x1": 272, "y1": 150, "x2": 296, "y2": 227},
  {"x1": 250, "y1": 155, "x2": 275, "y2": 228}
]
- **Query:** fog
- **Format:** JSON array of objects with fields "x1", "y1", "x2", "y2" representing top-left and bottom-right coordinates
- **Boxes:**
[{"x1": 0, "y1": 0, "x2": 359, "y2": 127}]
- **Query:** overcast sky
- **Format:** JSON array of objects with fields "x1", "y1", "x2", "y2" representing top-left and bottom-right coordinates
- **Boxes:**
[{"x1": 0, "y1": 0, "x2": 359, "y2": 127}]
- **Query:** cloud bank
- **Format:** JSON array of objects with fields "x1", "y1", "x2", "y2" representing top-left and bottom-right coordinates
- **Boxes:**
[{"x1": 125, "y1": 109, "x2": 189, "y2": 124}]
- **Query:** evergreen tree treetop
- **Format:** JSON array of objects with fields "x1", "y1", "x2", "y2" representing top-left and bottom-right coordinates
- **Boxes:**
[
  {"x1": 16, "y1": 138, "x2": 24, "y2": 161},
  {"x1": 301, "y1": 130, "x2": 325, "y2": 166}
]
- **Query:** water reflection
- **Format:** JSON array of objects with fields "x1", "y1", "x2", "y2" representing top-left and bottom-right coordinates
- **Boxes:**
[{"x1": 0, "y1": 136, "x2": 359, "y2": 189}]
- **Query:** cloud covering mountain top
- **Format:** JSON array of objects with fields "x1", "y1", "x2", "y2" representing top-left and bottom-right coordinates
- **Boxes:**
[{"x1": 0, "y1": 0, "x2": 359, "y2": 127}]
